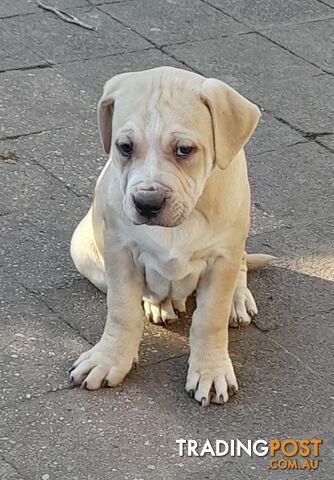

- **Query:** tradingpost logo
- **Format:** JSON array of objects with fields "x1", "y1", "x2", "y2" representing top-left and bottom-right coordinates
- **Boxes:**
[{"x1": 176, "y1": 438, "x2": 321, "y2": 470}]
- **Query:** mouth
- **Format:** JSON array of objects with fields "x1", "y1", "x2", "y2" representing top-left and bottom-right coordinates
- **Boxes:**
[{"x1": 131, "y1": 214, "x2": 185, "y2": 228}]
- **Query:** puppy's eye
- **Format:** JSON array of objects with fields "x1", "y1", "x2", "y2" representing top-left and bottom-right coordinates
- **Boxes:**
[
  {"x1": 117, "y1": 141, "x2": 133, "y2": 157},
  {"x1": 176, "y1": 145, "x2": 194, "y2": 157}
]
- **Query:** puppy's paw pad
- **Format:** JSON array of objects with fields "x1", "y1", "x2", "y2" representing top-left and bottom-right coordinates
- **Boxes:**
[{"x1": 229, "y1": 286, "x2": 258, "y2": 328}]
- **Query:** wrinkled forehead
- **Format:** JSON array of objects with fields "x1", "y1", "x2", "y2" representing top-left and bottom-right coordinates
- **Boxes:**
[{"x1": 112, "y1": 74, "x2": 212, "y2": 141}]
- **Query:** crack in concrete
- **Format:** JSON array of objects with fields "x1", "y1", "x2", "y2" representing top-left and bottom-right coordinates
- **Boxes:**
[
  {"x1": 99, "y1": 1, "x2": 334, "y2": 161},
  {"x1": 303, "y1": 132, "x2": 333, "y2": 140},
  {"x1": 2, "y1": 356, "x2": 191, "y2": 409},
  {"x1": 268, "y1": 337, "x2": 326, "y2": 377},
  {"x1": 254, "y1": 30, "x2": 334, "y2": 77},
  {"x1": 53, "y1": 46, "x2": 156, "y2": 67},
  {"x1": 0, "y1": 211, "x2": 12, "y2": 218},
  {"x1": 1, "y1": 385, "x2": 74, "y2": 411},
  {"x1": 0, "y1": 9, "x2": 155, "y2": 76},
  {"x1": 251, "y1": 14, "x2": 334, "y2": 30},
  {"x1": 5, "y1": 1, "x2": 327, "y2": 165},
  {"x1": 160, "y1": 29, "x2": 256, "y2": 49},
  {"x1": 98, "y1": 5, "x2": 205, "y2": 76},
  {"x1": 316, "y1": 0, "x2": 334, "y2": 10},
  {"x1": 141, "y1": 353, "x2": 188, "y2": 368},
  {"x1": 316, "y1": 139, "x2": 334, "y2": 154},
  {"x1": 249, "y1": 140, "x2": 309, "y2": 158},
  {"x1": 0, "y1": 127, "x2": 63, "y2": 142},
  {"x1": 0, "y1": 454, "x2": 29, "y2": 480},
  {"x1": 284, "y1": 140, "x2": 309, "y2": 147},
  {"x1": 261, "y1": 110, "x2": 334, "y2": 148},
  {"x1": 0, "y1": 11, "x2": 36, "y2": 20},
  {"x1": 16, "y1": 281, "x2": 94, "y2": 346},
  {"x1": 29, "y1": 153, "x2": 91, "y2": 200},
  {"x1": 1, "y1": 354, "x2": 190, "y2": 409},
  {"x1": 263, "y1": 112, "x2": 308, "y2": 136},
  {"x1": 2, "y1": 26, "x2": 53, "y2": 67},
  {"x1": 162, "y1": 14, "x2": 334, "y2": 49},
  {"x1": 201, "y1": 0, "x2": 334, "y2": 77},
  {"x1": 1, "y1": 127, "x2": 90, "y2": 199},
  {"x1": 52, "y1": 276, "x2": 85, "y2": 291},
  {"x1": 87, "y1": 0, "x2": 136, "y2": 5},
  {"x1": 0, "y1": 63, "x2": 52, "y2": 74},
  {"x1": 0, "y1": 47, "x2": 156, "y2": 75}
]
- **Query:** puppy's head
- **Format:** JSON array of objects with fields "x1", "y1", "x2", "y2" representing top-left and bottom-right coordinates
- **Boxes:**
[{"x1": 98, "y1": 67, "x2": 260, "y2": 227}]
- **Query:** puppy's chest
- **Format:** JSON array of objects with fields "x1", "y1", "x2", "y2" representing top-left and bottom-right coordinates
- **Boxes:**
[
  {"x1": 136, "y1": 246, "x2": 207, "y2": 300},
  {"x1": 138, "y1": 248, "x2": 204, "y2": 280},
  {"x1": 125, "y1": 224, "x2": 220, "y2": 300}
]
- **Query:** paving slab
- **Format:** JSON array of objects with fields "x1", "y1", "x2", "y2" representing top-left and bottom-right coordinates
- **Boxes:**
[
  {"x1": 56, "y1": 49, "x2": 183, "y2": 103},
  {"x1": 247, "y1": 216, "x2": 334, "y2": 377},
  {"x1": 0, "y1": 68, "x2": 92, "y2": 138},
  {"x1": 1, "y1": 125, "x2": 103, "y2": 198},
  {"x1": 101, "y1": 0, "x2": 247, "y2": 47},
  {"x1": 0, "y1": 136, "x2": 89, "y2": 212},
  {"x1": 0, "y1": 206, "x2": 86, "y2": 292},
  {"x1": 318, "y1": 134, "x2": 334, "y2": 151},
  {"x1": 0, "y1": 151, "x2": 88, "y2": 290},
  {"x1": 87, "y1": 0, "x2": 135, "y2": 4},
  {"x1": 263, "y1": 18, "x2": 334, "y2": 73},
  {"x1": 0, "y1": 0, "x2": 37, "y2": 17},
  {"x1": 0, "y1": 383, "x2": 244, "y2": 479},
  {"x1": 0, "y1": 460, "x2": 24, "y2": 480},
  {"x1": 246, "y1": 112, "x2": 304, "y2": 156},
  {"x1": 1, "y1": 326, "x2": 332, "y2": 478},
  {"x1": 166, "y1": 33, "x2": 333, "y2": 133},
  {"x1": 0, "y1": 0, "x2": 333, "y2": 478},
  {"x1": 54, "y1": 49, "x2": 184, "y2": 130},
  {"x1": 248, "y1": 215, "x2": 334, "y2": 281},
  {"x1": 248, "y1": 142, "x2": 334, "y2": 226},
  {"x1": 0, "y1": 0, "x2": 88, "y2": 18},
  {"x1": 0, "y1": 7, "x2": 150, "y2": 65},
  {"x1": 0, "y1": 29, "x2": 48, "y2": 72},
  {"x1": 248, "y1": 265, "x2": 334, "y2": 371},
  {"x1": 0, "y1": 273, "x2": 89, "y2": 409},
  {"x1": 207, "y1": 0, "x2": 334, "y2": 28}
]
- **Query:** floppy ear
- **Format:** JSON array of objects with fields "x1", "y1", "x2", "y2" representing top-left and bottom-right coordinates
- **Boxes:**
[
  {"x1": 97, "y1": 74, "x2": 124, "y2": 154},
  {"x1": 200, "y1": 78, "x2": 261, "y2": 169}
]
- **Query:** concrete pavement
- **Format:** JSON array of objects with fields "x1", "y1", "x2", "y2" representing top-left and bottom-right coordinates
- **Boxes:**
[{"x1": 1, "y1": 0, "x2": 333, "y2": 478}]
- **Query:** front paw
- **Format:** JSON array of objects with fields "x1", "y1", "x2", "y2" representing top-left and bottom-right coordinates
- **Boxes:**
[
  {"x1": 69, "y1": 340, "x2": 137, "y2": 390},
  {"x1": 185, "y1": 351, "x2": 238, "y2": 406}
]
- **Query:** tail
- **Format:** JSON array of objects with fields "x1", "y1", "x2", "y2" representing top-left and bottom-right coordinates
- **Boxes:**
[{"x1": 246, "y1": 253, "x2": 275, "y2": 269}]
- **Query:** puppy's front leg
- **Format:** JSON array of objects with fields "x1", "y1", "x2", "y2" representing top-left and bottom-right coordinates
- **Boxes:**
[
  {"x1": 70, "y1": 246, "x2": 144, "y2": 390},
  {"x1": 186, "y1": 251, "x2": 242, "y2": 406}
]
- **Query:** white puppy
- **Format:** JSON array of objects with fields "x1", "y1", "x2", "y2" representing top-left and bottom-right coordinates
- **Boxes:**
[{"x1": 69, "y1": 66, "x2": 272, "y2": 406}]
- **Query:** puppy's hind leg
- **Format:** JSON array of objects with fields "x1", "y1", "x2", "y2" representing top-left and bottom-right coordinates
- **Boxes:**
[
  {"x1": 229, "y1": 252, "x2": 257, "y2": 327},
  {"x1": 229, "y1": 252, "x2": 274, "y2": 327},
  {"x1": 70, "y1": 208, "x2": 107, "y2": 293}
]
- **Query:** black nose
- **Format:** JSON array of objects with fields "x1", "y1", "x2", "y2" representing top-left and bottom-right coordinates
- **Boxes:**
[{"x1": 133, "y1": 191, "x2": 165, "y2": 218}]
